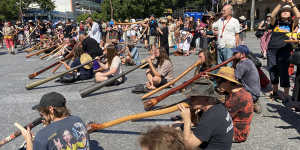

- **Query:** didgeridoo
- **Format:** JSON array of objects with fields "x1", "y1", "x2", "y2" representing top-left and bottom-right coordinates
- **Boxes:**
[
  {"x1": 0, "y1": 118, "x2": 42, "y2": 148},
  {"x1": 284, "y1": 40, "x2": 300, "y2": 43},
  {"x1": 80, "y1": 62, "x2": 148, "y2": 98},
  {"x1": 24, "y1": 43, "x2": 40, "y2": 53},
  {"x1": 115, "y1": 20, "x2": 145, "y2": 25},
  {"x1": 26, "y1": 45, "x2": 57, "y2": 58},
  {"x1": 28, "y1": 52, "x2": 74, "y2": 79},
  {"x1": 87, "y1": 102, "x2": 189, "y2": 133},
  {"x1": 143, "y1": 56, "x2": 235, "y2": 110},
  {"x1": 142, "y1": 59, "x2": 203, "y2": 99},
  {"x1": 26, "y1": 58, "x2": 96, "y2": 90},
  {"x1": 40, "y1": 44, "x2": 65, "y2": 59}
]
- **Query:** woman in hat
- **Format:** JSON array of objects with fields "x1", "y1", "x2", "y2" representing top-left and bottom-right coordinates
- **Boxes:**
[
  {"x1": 95, "y1": 44, "x2": 124, "y2": 84},
  {"x1": 267, "y1": 0, "x2": 300, "y2": 101},
  {"x1": 238, "y1": 16, "x2": 248, "y2": 45},
  {"x1": 145, "y1": 47, "x2": 174, "y2": 90},
  {"x1": 2, "y1": 21, "x2": 15, "y2": 54},
  {"x1": 210, "y1": 67, "x2": 254, "y2": 143},
  {"x1": 258, "y1": 13, "x2": 272, "y2": 58}
]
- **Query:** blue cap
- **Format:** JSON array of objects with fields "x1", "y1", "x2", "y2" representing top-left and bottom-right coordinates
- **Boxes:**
[
  {"x1": 232, "y1": 45, "x2": 250, "y2": 54},
  {"x1": 109, "y1": 21, "x2": 114, "y2": 25}
]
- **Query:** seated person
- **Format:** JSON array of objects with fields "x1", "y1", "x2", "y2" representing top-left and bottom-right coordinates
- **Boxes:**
[
  {"x1": 177, "y1": 78, "x2": 233, "y2": 150},
  {"x1": 120, "y1": 41, "x2": 141, "y2": 66},
  {"x1": 139, "y1": 126, "x2": 185, "y2": 150},
  {"x1": 194, "y1": 50, "x2": 215, "y2": 76},
  {"x1": 209, "y1": 67, "x2": 254, "y2": 143},
  {"x1": 95, "y1": 44, "x2": 123, "y2": 84},
  {"x1": 60, "y1": 43, "x2": 94, "y2": 82},
  {"x1": 146, "y1": 47, "x2": 174, "y2": 90}
]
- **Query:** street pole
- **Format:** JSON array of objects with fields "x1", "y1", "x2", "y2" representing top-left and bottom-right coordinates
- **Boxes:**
[{"x1": 250, "y1": 0, "x2": 255, "y2": 31}]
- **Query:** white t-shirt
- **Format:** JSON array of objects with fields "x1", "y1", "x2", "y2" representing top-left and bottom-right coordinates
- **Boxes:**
[
  {"x1": 214, "y1": 17, "x2": 240, "y2": 48},
  {"x1": 110, "y1": 56, "x2": 123, "y2": 82},
  {"x1": 88, "y1": 22, "x2": 101, "y2": 43}
]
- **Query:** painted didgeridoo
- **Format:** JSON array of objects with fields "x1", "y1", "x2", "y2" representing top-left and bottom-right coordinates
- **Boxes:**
[
  {"x1": 143, "y1": 56, "x2": 235, "y2": 110},
  {"x1": 80, "y1": 62, "x2": 148, "y2": 98},
  {"x1": 28, "y1": 52, "x2": 74, "y2": 79},
  {"x1": 26, "y1": 58, "x2": 96, "y2": 90},
  {"x1": 142, "y1": 59, "x2": 203, "y2": 99},
  {"x1": 0, "y1": 118, "x2": 42, "y2": 148},
  {"x1": 87, "y1": 102, "x2": 189, "y2": 133}
]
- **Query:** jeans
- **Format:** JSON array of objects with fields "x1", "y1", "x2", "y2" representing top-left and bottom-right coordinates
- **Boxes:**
[
  {"x1": 217, "y1": 47, "x2": 233, "y2": 66},
  {"x1": 130, "y1": 47, "x2": 141, "y2": 65}
]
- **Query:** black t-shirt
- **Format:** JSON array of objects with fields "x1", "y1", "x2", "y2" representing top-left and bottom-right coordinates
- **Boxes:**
[
  {"x1": 82, "y1": 37, "x2": 102, "y2": 58},
  {"x1": 39, "y1": 23, "x2": 47, "y2": 35},
  {"x1": 15, "y1": 25, "x2": 24, "y2": 34},
  {"x1": 33, "y1": 115, "x2": 90, "y2": 150},
  {"x1": 64, "y1": 24, "x2": 73, "y2": 38},
  {"x1": 193, "y1": 103, "x2": 233, "y2": 150},
  {"x1": 149, "y1": 20, "x2": 158, "y2": 36},
  {"x1": 160, "y1": 26, "x2": 169, "y2": 47},
  {"x1": 71, "y1": 57, "x2": 93, "y2": 80},
  {"x1": 268, "y1": 20, "x2": 292, "y2": 49}
]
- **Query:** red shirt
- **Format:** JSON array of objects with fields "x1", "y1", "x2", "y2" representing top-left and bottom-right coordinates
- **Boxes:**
[{"x1": 225, "y1": 88, "x2": 253, "y2": 142}]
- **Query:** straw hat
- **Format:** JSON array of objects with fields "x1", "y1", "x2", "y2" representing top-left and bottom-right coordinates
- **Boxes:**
[
  {"x1": 239, "y1": 16, "x2": 246, "y2": 20},
  {"x1": 167, "y1": 15, "x2": 172, "y2": 20},
  {"x1": 209, "y1": 67, "x2": 241, "y2": 85},
  {"x1": 80, "y1": 53, "x2": 93, "y2": 69}
]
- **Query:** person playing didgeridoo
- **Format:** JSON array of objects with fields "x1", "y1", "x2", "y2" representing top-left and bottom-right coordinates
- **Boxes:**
[
  {"x1": 194, "y1": 50, "x2": 215, "y2": 76},
  {"x1": 19, "y1": 92, "x2": 90, "y2": 150},
  {"x1": 59, "y1": 43, "x2": 94, "y2": 83},
  {"x1": 176, "y1": 78, "x2": 233, "y2": 150},
  {"x1": 95, "y1": 44, "x2": 124, "y2": 84},
  {"x1": 145, "y1": 47, "x2": 174, "y2": 90},
  {"x1": 209, "y1": 67, "x2": 253, "y2": 143}
]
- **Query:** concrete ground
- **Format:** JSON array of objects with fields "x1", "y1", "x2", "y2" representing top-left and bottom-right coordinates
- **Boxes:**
[{"x1": 0, "y1": 33, "x2": 299, "y2": 150}]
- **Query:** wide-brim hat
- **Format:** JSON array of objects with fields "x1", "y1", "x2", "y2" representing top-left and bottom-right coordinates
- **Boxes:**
[
  {"x1": 184, "y1": 78, "x2": 222, "y2": 100},
  {"x1": 239, "y1": 16, "x2": 246, "y2": 20},
  {"x1": 80, "y1": 53, "x2": 93, "y2": 69},
  {"x1": 208, "y1": 67, "x2": 241, "y2": 85}
]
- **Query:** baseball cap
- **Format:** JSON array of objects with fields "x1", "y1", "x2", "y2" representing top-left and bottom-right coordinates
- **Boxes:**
[
  {"x1": 32, "y1": 92, "x2": 66, "y2": 110},
  {"x1": 184, "y1": 78, "x2": 222, "y2": 100},
  {"x1": 232, "y1": 45, "x2": 250, "y2": 54}
]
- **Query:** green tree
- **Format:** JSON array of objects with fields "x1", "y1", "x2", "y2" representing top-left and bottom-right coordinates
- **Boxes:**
[{"x1": 0, "y1": 0, "x2": 55, "y2": 21}]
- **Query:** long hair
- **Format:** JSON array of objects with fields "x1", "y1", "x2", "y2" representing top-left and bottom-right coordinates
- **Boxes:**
[
  {"x1": 74, "y1": 42, "x2": 84, "y2": 58},
  {"x1": 106, "y1": 45, "x2": 118, "y2": 67},
  {"x1": 158, "y1": 47, "x2": 171, "y2": 66},
  {"x1": 195, "y1": 50, "x2": 214, "y2": 75},
  {"x1": 38, "y1": 106, "x2": 70, "y2": 125}
]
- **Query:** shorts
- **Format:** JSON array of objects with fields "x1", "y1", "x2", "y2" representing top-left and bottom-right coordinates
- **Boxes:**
[
  {"x1": 157, "y1": 77, "x2": 168, "y2": 87},
  {"x1": 149, "y1": 36, "x2": 157, "y2": 46},
  {"x1": 18, "y1": 34, "x2": 24, "y2": 41}
]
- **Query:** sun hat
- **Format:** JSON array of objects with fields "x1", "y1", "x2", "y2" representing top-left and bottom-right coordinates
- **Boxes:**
[
  {"x1": 208, "y1": 67, "x2": 241, "y2": 85},
  {"x1": 80, "y1": 53, "x2": 93, "y2": 69}
]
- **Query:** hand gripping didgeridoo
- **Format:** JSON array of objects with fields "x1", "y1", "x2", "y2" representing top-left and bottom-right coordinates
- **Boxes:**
[
  {"x1": 0, "y1": 118, "x2": 42, "y2": 147},
  {"x1": 87, "y1": 102, "x2": 189, "y2": 133},
  {"x1": 143, "y1": 56, "x2": 235, "y2": 110}
]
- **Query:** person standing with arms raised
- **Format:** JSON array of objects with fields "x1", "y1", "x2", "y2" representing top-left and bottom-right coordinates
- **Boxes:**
[{"x1": 213, "y1": 4, "x2": 240, "y2": 66}]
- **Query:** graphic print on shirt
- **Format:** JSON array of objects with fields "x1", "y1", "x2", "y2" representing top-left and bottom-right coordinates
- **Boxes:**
[
  {"x1": 51, "y1": 122, "x2": 90, "y2": 150},
  {"x1": 273, "y1": 25, "x2": 290, "y2": 33},
  {"x1": 226, "y1": 112, "x2": 234, "y2": 134}
]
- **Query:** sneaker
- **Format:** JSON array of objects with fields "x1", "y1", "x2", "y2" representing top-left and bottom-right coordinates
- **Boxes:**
[{"x1": 253, "y1": 101, "x2": 262, "y2": 114}]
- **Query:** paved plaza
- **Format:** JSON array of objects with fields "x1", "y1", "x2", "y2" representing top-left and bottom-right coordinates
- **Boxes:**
[{"x1": 0, "y1": 33, "x2": 299, "y2": 150}]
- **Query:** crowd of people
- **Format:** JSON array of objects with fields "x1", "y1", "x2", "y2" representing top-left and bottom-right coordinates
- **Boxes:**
[{"x1": 1, "y1": 0, "x2": 300, "y2": 150}]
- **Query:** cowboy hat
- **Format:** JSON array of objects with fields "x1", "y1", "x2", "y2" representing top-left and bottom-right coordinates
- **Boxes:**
[
  {"x1": 208, "y1": 67, "x2": 241, "y2": 85},
  {"x1": 239, "y1": 16, "x2": 246, "y2": 20},
  {"x1": 80, "y1": 53, "x2": 93, "y2": 69}
]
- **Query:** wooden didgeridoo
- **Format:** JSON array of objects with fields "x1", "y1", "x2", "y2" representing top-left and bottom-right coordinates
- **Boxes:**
[
  {"x1": 24, "y1": 43, "x2": 40, "y2": 53},
  {"x1": 87, "y1": 102, "x2": 189, "y2": 133},
  {"x1": 115, "y1": 20, "x2": 145, "y2": 25},
  {"x1": 284, "y1": 40, "x2": 300, "y2": 43},
  {"x1": 26, "y1": 58, "x2": 96, "y2": 90},
  {"x1": 143, "y1": 56, "x2": 235, "y2": 110},
  {"x1": 142, "y1": 59, "x2": 203, "y2": 99},
  {"x1": 80, "y1": 62, "x2": 148, "y2": 98},
  {"x1": 26, "y1": 45, "x2": 57, "y2": 58},
  {"x1": 40, "y1": 44, "x2": 65, "y2": 59},
  {"x1": 0, "y1": 118, "x2": 42, "y2": 148},
  {"x1": 28, "y1": 52, "x2": 74, "y2": 79}
]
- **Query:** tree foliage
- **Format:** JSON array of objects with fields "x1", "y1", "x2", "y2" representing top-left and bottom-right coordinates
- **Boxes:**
[
  {"x1": 0, "y1": 0, "x2": 55, "y2": 21},
  {"x1": 99, "y1": 0, "x2": 210, "y2": 21}
]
